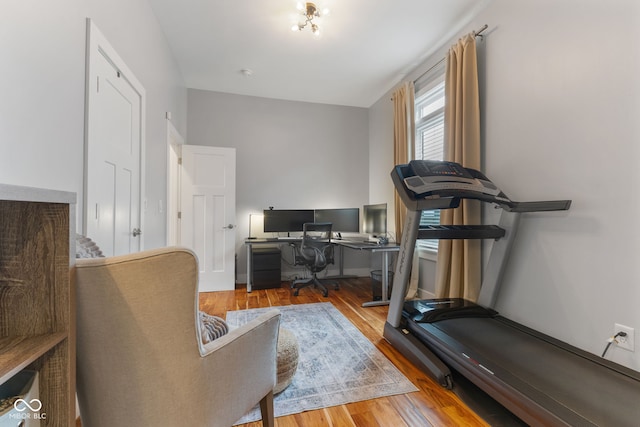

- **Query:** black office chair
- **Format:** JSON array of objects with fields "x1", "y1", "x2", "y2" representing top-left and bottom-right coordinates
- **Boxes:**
[{"x1": 291, "y1": 222, "x2": 339, "y2": 297}]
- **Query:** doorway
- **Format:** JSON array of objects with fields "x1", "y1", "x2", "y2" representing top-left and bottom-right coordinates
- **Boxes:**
[{"x1": 169, "y1": 144, "x2": 237, "y2": 292}]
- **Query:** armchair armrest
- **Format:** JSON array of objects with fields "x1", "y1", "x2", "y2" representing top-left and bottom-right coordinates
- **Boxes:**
[
  {"x1": 199, "y1": 309, "x2": 281, "y2": 356},
  {"x1": 195, "y1": 309, "x2": 281, "y2": 425}
]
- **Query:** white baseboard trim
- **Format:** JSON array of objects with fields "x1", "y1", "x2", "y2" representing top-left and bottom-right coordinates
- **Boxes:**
[{"x1": 236, "y1": 267, "x2": 373, "y2": 285}]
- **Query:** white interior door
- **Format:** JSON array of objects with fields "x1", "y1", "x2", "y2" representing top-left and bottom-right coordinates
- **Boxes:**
[
  {"x1": 180, "y1": 145, "x2": 236, "y2": 292},
  {"x1": 85, "y1": 19, "x2": 145, "y2": 256}
]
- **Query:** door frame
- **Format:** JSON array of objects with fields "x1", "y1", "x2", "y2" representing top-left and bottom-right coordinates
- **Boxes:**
[
  {"x1": 84, "y1": 18, "x2": 146, "y2": 249},
  {"x1": 166, "y1": 117, "x2": 184, "y2": 246}
]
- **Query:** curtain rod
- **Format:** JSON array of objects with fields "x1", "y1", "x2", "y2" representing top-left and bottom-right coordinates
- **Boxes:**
[
  {"x1": 413, "y1": 24, "x2": 489, "y2": 84},
  {"x1": 473, "y1": 24, "x2": 489, "y2": 38}
]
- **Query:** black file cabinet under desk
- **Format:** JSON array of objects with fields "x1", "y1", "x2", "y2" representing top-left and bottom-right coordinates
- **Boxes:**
[{"x1": 251, "y1": 247, "x2": 282, "y2": 289}]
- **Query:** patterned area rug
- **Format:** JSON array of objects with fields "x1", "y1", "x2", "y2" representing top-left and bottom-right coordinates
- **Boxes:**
[{"x1": 226, "y1": 302, "x2": 418, "y2": 424}]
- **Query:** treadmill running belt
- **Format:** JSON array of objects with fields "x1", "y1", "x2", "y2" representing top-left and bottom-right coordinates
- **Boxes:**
[{"x1": 410, "y1": 317, "x2": 640, "y2": 426}]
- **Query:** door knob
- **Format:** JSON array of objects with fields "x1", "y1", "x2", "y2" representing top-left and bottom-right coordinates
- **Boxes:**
[
  {"x1": 132, "y1": 228, "x2": 142, "y2": 237},
  {"x1": 224, "y1": 224, "x2": 235, "y2": 229}
]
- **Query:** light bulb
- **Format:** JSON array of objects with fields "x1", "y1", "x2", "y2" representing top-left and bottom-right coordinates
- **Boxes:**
[
  {"x1": 322, "y1": 8, "x2": 330, "y2": 16},
  {"x1": 296, "y1": 2, "x2": 304, "y2": 11},
  {"x1": 292, "y1": 24, "x2": 300, "y2": 31}
]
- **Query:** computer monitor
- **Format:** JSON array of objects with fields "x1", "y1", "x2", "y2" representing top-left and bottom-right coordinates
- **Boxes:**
[
  {"x1": 362, "y1": 203, "x2": 387, "y2": 237},
  {"x1": 314, "y1": 208, "x2": 360, "y2": 233},
  {"x1": 263, "y1": 209, "x2": 315, "y2": 233}
]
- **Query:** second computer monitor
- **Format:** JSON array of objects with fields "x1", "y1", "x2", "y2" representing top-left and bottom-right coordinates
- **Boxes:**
[
  {"x1": 362, "y1": 203, "x2": 387, "y2": 237},
  {"x1": 314, "y1": 208, "x2": 360, "y2": 233}
]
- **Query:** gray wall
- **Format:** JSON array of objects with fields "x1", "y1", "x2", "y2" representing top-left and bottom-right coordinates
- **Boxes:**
[
  {"x1": 187, "y1": 89, "x2": 372, "y2": 281},
  {"x1": 481, "y1": 0, "x2": 640, "y2": 371},
  {"x1": 369, "y1": 0, "x2": 640, "y2": 370},
  {"x1": 0, "y1": 0, "x2": 187, "y2": 249}
]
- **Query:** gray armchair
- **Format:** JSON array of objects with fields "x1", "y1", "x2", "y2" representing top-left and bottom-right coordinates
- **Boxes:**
[{"x1": 75, "y1": 247, "x2": 280, "y2": 427}]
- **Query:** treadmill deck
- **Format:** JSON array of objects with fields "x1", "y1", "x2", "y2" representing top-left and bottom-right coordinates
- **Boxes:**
[{"x1": 407, "y1": 315, "x2": 640, "y2": 426}]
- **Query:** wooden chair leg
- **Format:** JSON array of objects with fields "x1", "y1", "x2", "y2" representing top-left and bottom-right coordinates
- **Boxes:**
[{"x1": 259, "y1": 390, "x2": 275, "y2": 427}]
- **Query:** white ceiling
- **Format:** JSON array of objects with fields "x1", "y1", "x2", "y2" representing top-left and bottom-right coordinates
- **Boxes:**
[{"x1": 147, "y1": 0, "x2": 487, "y2": 107}]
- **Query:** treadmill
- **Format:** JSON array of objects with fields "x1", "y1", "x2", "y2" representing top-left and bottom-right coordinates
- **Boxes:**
[{"x1": 384, "y1": 160, "x2": 640, "y2": 426}]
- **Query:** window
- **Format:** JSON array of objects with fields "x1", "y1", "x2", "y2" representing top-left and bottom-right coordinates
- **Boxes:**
[{"x1": 414, "y1": 74, "x2": 445, "y2": 252}]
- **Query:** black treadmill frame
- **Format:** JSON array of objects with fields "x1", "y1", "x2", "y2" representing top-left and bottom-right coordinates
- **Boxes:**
[{"x1": 384, "y1": 162, "x2": 640, "y2": 427}]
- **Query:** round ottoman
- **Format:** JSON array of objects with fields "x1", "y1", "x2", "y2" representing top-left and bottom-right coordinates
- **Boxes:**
[{"x1": 275, "y1": 328, "x2": 299, "y2": 394}]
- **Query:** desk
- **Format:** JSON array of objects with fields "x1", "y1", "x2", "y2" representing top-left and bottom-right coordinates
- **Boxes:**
[
  {"x1": 244, "y1": 238, "x2": 399, "y2": 307},
  {"x1": 333, "y1": 240, "x2": 399, "y2": 307}
]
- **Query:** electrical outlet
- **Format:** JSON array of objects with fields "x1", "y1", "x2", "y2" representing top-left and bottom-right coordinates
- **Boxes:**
[{"x1": 614, "y1": 323, "x2": 635, "y2": 352}]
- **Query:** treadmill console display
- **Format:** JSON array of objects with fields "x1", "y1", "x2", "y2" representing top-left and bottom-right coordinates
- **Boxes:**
[{"x1": 403, "y1": 160, "x2": 504, "y2": 200}]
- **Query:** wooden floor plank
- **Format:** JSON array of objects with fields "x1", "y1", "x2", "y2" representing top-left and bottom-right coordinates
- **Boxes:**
[
  {"x1": 322, "y1": 405, "x2": 357, "y2": 427},
  {"x1": 386, "y1": 394, "x2": 435, "y2": 427}
]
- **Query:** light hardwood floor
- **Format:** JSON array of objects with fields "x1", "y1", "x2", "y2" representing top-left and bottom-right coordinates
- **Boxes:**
[{"x1": 200, "y1": 278, "x2": 490, "y2": 427}]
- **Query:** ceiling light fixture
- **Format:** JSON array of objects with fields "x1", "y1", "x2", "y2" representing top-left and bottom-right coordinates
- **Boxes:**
[{"x1": 291, "y1": 2, "x2": 328, "y2": 36}]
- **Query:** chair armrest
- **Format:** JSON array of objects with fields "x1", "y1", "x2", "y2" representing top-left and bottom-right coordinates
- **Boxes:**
[
  {"x1": 199, "y1": 309, "x2": 281, "y2": 357},
  {"x1": 324, "y1": 244, "x2": 335, "y2": 264},
  {"x1": 290, "y1": 242, "x2": 304, "y2": 266},
  {"x1": 195, "y1": 309, "x2": 281, "y2": 424}
]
